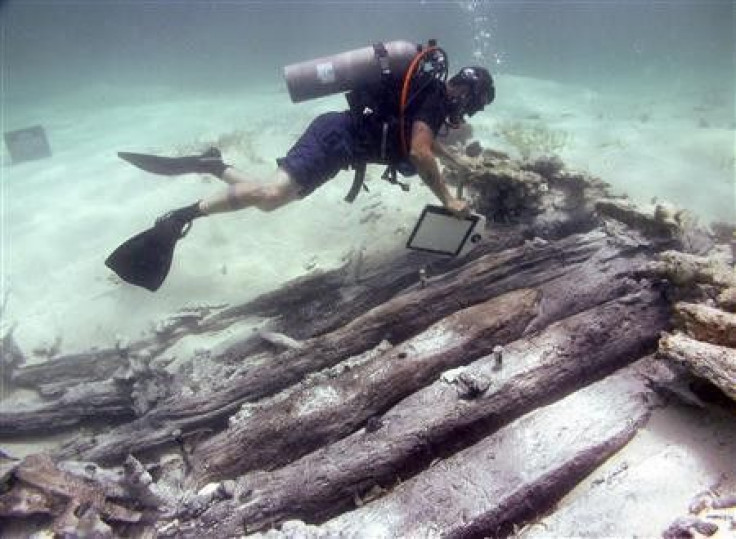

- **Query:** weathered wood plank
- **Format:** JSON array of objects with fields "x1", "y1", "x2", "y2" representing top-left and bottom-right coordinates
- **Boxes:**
[
  {"x1": 0, "y1": 380, "x2": 134, "y2": 436},
  {"x1": 191, "y1": 288, "x2": 540, "y2": 482},
  {"x1": 195, "y1": 289, "x2": 668, "y2": 534},
  {"x1": 0, "y1": 454, "x2": 148, "y2": 536},
  {"x1": 12, "y1": 348, "x2": 127, "y2": 388},
  {"x1": 659, "y1": 332, "x2": 736, "y2": 401},
  {"x1": 674, "y1": 302, "x2": 736, "y2": 348},
  {"x1": 57, "y1": 232, "x2": 610, "y2": 464},
  {"x1": 316, "y1": 365, "x2": 654, "y2": 538},
  {"x1": 645, "y1": 250, "x2": 736, "y2": 289}
]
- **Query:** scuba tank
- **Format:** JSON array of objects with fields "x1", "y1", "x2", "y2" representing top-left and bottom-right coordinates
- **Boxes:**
[{"x1": 283, "y1": 40, "x2": 421, "y2": 103}]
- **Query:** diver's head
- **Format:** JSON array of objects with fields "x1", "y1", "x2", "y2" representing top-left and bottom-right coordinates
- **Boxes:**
[{"x1": 447, "y1": 66, "x2": 495, "y2": 125}]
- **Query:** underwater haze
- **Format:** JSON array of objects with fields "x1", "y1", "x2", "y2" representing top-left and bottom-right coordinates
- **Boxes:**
[
  {"x1": 0, "y1": 0, "x2": 735, "y2": 458},
  {"x1": 4, "y1": 0, "x2": 734, "y2": 98}
]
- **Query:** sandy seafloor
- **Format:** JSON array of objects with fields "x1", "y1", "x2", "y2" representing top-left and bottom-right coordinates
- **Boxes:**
[{"x1": 2, "y1": 74, "x2": 735, "y2": 536}]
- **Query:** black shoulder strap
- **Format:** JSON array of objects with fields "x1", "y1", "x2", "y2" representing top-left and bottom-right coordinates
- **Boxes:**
[
  {"x1": 344, "y1": 43, "x2": 414, "y2": 204},
  {"x1": 373, "y1": 42, "x2": 390, "y2": 77},
  {"x1": 345, "y1": 162, "x2": 414, "y2": 204}
]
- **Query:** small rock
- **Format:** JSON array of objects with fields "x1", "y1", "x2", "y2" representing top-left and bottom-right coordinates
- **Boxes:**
[
  {"x1": 465, "y1": 140, "x2": 483, "y2": 158},
  {"x1": 663, "y1": 518, "x2": 696, "y2": 539},
  {"x1": 712, "y1": 494, "x2": 736, "y2": 509},
  {"x1": 692, "y1": 519, "x2": 719, "y2": 536},
  {"x1": 457, "y1": 371, "x2": 491, "y2": 399},
  {"x1": 664, "y1": 516, "x2": 719, "y2": 538},
  {"x1": 688, "y1": 492, "x2": 712, "y2": 514}
]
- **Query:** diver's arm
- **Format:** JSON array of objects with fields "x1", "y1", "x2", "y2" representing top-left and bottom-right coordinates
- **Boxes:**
[{"x1": 409, "y1": 121, "x2": 469, "y2": 216}]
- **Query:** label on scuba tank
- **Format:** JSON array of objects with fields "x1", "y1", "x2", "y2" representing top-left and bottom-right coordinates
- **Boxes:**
[{"x1": 316, "y1": 62, "x2": 336, "y2": 84}]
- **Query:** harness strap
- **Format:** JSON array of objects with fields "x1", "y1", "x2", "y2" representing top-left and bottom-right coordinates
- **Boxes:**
[
  {"x1": 344, "y1": 162, "x2": 368, "y2": 203},
  {"x1": 381, "y1": 165, "x2": 410, "y2": 192},
  {"x1": 373, "y1": 42, "x2": 390, "y2": 76},
  {"x1": 344, "y1": 162, "x2": 411, "y2": 204},
  {"x1": 380, "y1": 122, "x2": 389, "y2": 161}
]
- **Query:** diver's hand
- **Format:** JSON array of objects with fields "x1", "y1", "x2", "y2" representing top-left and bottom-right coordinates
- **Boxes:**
[{"x1": 444, "y1": 197, "x2": 471, "y2": 218}]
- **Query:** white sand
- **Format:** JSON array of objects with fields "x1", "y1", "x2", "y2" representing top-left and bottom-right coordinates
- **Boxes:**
[{"x1": 526, "y1": 402, "x2": 736, "y2": 537}]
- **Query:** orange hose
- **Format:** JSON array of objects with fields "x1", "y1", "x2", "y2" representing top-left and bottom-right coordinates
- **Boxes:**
[{"x1": 399, "y1": 46, "x2": 439, "y2": 156}]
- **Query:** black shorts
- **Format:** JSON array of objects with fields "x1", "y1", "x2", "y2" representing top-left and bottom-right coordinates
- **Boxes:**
[{"x1": 276, "y1": 111, "x2": 355, "y2": 197}]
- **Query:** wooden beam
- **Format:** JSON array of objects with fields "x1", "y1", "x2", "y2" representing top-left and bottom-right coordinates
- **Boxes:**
[{"x1": 194, "y1": 290, "x2": 668, "y2": 533}]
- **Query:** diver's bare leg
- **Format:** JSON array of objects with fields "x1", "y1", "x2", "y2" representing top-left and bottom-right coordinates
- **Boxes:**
[
  {"x1": 217, "y1": 166, "x2": 256, "y2": 185},
  {"x1": 200, "y1": 168, "x2": 301, "y2": 214}
]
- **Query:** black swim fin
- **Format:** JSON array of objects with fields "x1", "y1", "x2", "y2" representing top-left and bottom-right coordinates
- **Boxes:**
[
  {"x1": 118, "y1": 147, "x2": 226, "y2": 177},
  {"x1": 105, "y1": 212, "x2": 194, "y2": 291}
]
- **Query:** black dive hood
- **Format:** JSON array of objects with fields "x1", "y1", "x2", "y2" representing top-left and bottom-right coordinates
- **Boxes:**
[{"x1": 447, "y1": 66, "x2": 495, "y2": 126}]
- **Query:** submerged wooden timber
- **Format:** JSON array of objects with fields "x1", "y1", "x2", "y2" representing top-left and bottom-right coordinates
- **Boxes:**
[{"x1": 1, "y1": 147, "x2": 733, "y2": 537}]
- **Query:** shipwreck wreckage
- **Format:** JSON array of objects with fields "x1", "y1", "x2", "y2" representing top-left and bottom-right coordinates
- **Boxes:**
[{"x1": 1, "y1": 144, "x2": 735, "y2": 538}]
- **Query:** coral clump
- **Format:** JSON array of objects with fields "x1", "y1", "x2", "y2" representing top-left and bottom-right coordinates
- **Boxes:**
[{"x1": 497, "y1": 120, "x2": 570, "y2": 160}]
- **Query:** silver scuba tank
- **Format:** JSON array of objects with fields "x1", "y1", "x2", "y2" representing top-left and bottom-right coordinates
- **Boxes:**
[{"x1": 283, "y1": 40, "x2": 421, "y2": 103}]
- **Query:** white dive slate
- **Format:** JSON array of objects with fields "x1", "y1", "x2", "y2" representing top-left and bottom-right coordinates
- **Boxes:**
[{"x1": 406, "y1": 204, "x2": 486, "y2": 257}]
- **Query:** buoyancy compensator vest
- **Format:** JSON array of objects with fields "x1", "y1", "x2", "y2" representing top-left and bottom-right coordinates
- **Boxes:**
[{"x1": 283, "y1": 40, "x2": 449, "y2": 202}]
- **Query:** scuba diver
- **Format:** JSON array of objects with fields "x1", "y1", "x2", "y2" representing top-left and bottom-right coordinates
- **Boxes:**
[{"x1": 107, "y1": 40, "x2": 495, "y2": 291}]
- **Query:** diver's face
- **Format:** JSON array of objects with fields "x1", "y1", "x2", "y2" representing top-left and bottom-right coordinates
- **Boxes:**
[
  {"x1": 447, "y1": 84, "x2": 471, "y2": 104},
  {"x1": 447, "y1": 84, "x2": 481, "y2": 125}
]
